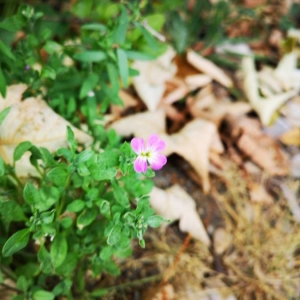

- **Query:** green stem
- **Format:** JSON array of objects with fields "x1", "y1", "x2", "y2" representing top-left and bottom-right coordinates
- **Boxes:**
[{"x1": 0, "y1": 266, "x2": 18, "y2": 281}]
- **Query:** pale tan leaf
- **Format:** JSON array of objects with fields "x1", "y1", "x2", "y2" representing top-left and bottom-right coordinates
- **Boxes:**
[
  {"x1": 248, "y1": 182, "x2": 273, "y2": 204},
  {"x1": 132, "y1": 47, "x2": 177, "y2": 111},
  {"x1": 242, "y1": 56, "x2": 298, "y2": 125},
  {"x1": 150, "y1": 185, "x2": 210, "y2": 245},
  {"x1": 187, "y1": 49, "x2": 233, "y2": 88},
  {"x1": 184, "y1": 74, "x2": 212, "y2": 91},
  {"x1": 0, "y1": 84, "x2": 92, "y2": 177}
]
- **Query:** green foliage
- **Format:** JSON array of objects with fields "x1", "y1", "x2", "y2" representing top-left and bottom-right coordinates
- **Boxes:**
[
  {"x1": 0, "y1": 127, "x2": 163, "y2": 298},
  {"x1": 0, "y1": 2, "x2": 167, "y2": 298}
]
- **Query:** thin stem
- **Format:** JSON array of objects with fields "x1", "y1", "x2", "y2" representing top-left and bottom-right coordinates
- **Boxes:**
[{"x1": 0, "y1": 266, "x2": 18, "y2": 281}]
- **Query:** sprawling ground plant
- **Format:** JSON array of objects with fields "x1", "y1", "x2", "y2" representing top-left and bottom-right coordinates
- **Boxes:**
[{"x1": 0, "y1": 2, "x2": 167, "y2": 299}]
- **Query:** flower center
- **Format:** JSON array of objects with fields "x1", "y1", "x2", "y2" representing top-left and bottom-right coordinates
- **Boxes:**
[{"x1": 140, "y1": 151, "x2": 151, "y2": 159}]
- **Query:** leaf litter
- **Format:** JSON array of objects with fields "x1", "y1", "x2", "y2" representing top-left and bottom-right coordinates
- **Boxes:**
[{"x1": 2, "y1": 4, "x2": 300, "y2": 299}]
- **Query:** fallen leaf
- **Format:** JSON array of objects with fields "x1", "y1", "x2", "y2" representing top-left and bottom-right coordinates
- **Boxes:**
[
  {"x1": 290, "y1": 154, "x2": 300, "y2": 178},
  {"x1": 0, "y1": 84, "x2": 92, "y2": 176},
  {"x1": 141, "y1": 284, "x2": 175, "y2": 300},
  {"x1": 110, "y1": 111, "x2": 224, "y2": 192},
  {"x1": 242, "y1": 55, "x2": 299, "y2": 125},
  {"x1": 279, "y1": 127, "x2": 300, "y2": 146},
  {"x1": 187, "y1": 49, "x2": 233, "y2": 88},
  {"x1": 222, "y1": 115, "x2": 289, "y2": 176},
  {"x1": 150, "y1": 185, "x2": 210, "y2": 246},
  {"x1": 131, "y1": 47, "x2": 177, "y2": 111},
  {"x1": 280, "y1": 183, "x2": 300, "y2": 223}
]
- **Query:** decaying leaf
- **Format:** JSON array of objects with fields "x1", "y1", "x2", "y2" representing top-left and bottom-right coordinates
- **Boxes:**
[
  {"x1": 213, "y1": 227, "x2": 232, "y2": 255},
  {"x1": 187, "y1": 49, "x2": 233, "y2": 88},
  {"x1": 131, "y1": 47, "x2": 177, "y2": 112},
  {"x1": 242, "y1": 54, "x2": 300, "y2": 125},
  {"x1": 247, "y1": 182, "x2": 273, "y2": 204},
  {"x1": 110, "y1": 89, "x2": 138, "y2": 118},
  {"x1": 222, "y1": 115, "x2": 289, "y2": 176},
  {"x1": 150, "y1": 185, "x2": 210, "y2": 246},
  {"x1": 0, "y1": 84, "x2": 92, "y2": 176},
  {"x1": 110, "y1": 110, "x2": 224, "y2": 192}
]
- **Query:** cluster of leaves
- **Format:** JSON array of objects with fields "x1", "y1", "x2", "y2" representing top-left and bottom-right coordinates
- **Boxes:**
[
  {"x1": 0, "y1": 127, "x2": 164, "y2": 299},
  {"x1": 0, "y1": 1, "x2": 168, "y2": 299},
  {"x1": 0, "y1": 1, "x2": 166, "y2": 133}
]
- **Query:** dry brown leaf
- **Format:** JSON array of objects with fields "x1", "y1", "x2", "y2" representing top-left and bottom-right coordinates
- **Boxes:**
[
  {"x1": 131, "y1": 47, "x2": 177, "y2": 111},
  {"x1": 279, "y1": 127, "x2": 300, "y2": 146},
  {"x1": 0, "y1": 84, "x2": 92, "y2": 176},
  {"x1": 141, "y1": 284, "x2": 175, "y2": 300},
  {"x1": 223, "y1": 115, "x2": 289, "y2": 176},
  {"x1": 150, "y1": 185, "x2": 210, "y2": 246},
  {"x1": 110, "y1": 111, "x2": 224, "y2": 193},
  {"x1": 187, "y1": 49, "x2": 233, "y2": 88}
]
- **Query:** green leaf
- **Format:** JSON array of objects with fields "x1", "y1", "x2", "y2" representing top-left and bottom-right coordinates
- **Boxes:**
[
  {"x1": 79, "y1": 73, "x2": 98, "y2": 99},
  {"x1": 2, "y1": 228, "x2": 30, "y2": 257},
  {"x1": 40, "y1": 210, "x2": 55, "y2": 224},
  {"x1": 107, "y1": 225, "x2": 122, "y2": 246},
  {"x1": 43, "y1": 40, "x2": 62, "y2": 54},
  {"x1": 113, "y1": 185, "x2": 129, "y2": 207},
  {"x1": 16, "y1": 275, "x2": 28, "y2": 292},
  {"x1": 50, "y1": 234, "x2": 68, "y2": 268},
  {"x1": 0, "y1": 156, "x2": 5, "y2": 176},
  {"x1": 125, "y1": 50, "x2": 155, "y2": 61},
  {"x1": 41, "y1": 66, "x2": 56, "y2": 80},
  {"x1": 77, "y1": 208, "x2": 97, "y2": 228},
  {"x1": 106, "y1": 62, "x2": 119, "y2": 92},
  {"x1": 38, "y1": 245, "x2": 52, "y2": 274},
  {"x1": 90, "y1": 166, "x2": 116, "y2": 181},
  {"x1": 100, "y1": 200, "x2": 111, "y2": 219},
  {"x1": 67, "y1": 199, "x2": 85, "y2": 213},
  {"x1": 0, "y1": 67, "x2": 6, "y2": 98},
  {"x1": 147, "y1": 215, "x2": 164, "y2": 228},
  {"x1": 117, "y1": 48, "x2": 128, "y2": 87},
  {"x1": 23, "y1": 183, "x2": 39, "y2": 206},
  {"x1": 0, "y1": 39, "x2": 15, "y2": 61},
  {"x1": 73, "y1": 51, "x2": 106, "y2": 63},
  {"x1": 13, "y1": 141, "x2": 32, "y2": 162},
  {"x1": 81, "y1": 23, "x2": 107, "y2": 31},
  {"x1": 46, "y1": 167, "x2": 68, "y2": 186},
  {"x1": 90, "y1": 289, "x2": 108, "y2": 297},
  {"x1": 66, "y1": 126, "x2": 76, "y2": 153},
  {"x1": 111, "y1": 7, "x2": 128, "y2": 44},
  {"x1": 32, "y1": 290, "x2": 55, "y2": 300}
]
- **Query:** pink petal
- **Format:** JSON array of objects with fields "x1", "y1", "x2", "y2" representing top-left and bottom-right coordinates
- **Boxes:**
[
  {"x1": 133, "y1": 157, "x2": 148, "y2": 173},
  {"x1": 149, "y1": 153, "x2": 167, "y2": 170},
  {"x1": 131, "y1": 138, "x2": 145, "y2": 154},
  {"x1": 147, "y1": 134, "x2": 166, "y2": 152}
]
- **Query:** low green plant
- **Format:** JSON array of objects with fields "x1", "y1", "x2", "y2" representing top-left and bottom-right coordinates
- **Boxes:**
[{"x1": 0, "y1": 2, "x2": 167, "y2": 299}]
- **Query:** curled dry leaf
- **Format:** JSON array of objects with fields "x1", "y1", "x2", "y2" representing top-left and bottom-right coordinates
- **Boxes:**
[
  {"x1": 131, "y1": 47, "x2": 177, "y2": 112},
  {"x1": 150, "y1": 185, "x2": 210, "y2": 246},
  {"x1": 242, "y1": 55, "x2": 299, "y2": 125},
  {"x1": 187, "y1": 49, "x2": 233, "y2": 88},
  {"x1": 222, "y1": 115, "x2": 289, "y2": 176},
  {"x1": 110, "y1": 110, "x2": 224, "y2": 193},
  {"x1": 0, "y1": 84, "x2": 92, "y2": 176}
]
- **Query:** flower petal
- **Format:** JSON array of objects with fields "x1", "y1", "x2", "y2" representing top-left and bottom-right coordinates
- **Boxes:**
[
  {"x1": 149, "y1": 153, "x2": 167, "y2": 170},
  {"x1": 133, "y1": 157, "x2": 148, "y2": 173},
  {"x1": 147, "y1": 134, "x2": 166, "y2": 152},
  {"x1": 131, "y1": 138, "x2": 145, "y2": 154}
]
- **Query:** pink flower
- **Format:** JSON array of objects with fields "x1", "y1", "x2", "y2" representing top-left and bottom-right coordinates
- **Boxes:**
[{"x1": 130, "y1": 134, "x2": 167, "y2": 173}]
